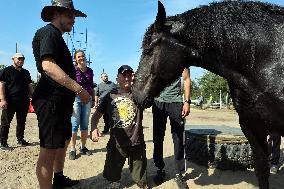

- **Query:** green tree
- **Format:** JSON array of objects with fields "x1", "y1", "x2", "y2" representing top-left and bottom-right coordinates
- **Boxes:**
[
  {"x1": 197, "y1": 71, "x2": 229, "y2": 102},
  {"x1": 31, "y1": 80, "x2": 38, "y2": 88},
  {"x1": 190, "y1": 79, "x2": 201, "y2": 100},
  {"x1": 0, "y1": 64, "x2": 6, "y2": 70}
]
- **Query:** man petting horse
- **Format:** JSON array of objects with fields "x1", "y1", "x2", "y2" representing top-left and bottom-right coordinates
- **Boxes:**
[{"x1": 152, "y1": 68, "x2": 190, "y2": 189}]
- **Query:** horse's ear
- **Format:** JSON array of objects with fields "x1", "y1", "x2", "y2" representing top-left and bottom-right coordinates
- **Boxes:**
[{"x1": 154, "y1": 1, "x2": 166, "y2": 32}]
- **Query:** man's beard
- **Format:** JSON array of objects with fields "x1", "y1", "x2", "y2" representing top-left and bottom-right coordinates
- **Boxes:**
[{"x1": 60, "y1": 21, "x2": 73, "y2": 32}]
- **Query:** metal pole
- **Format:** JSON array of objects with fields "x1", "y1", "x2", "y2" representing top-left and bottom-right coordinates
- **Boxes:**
[
  {"x1": 88, "y1": 54, "x2": 91, "y2": 66},
  {"x1": 226, "y1": 93, "x2": 228, "y2": 107},
  {"x1": 85, "y1": 28, "x2": 88, "y2": 47},
  {"x1": 219, "y1": 90, "x2": 222, "y2": 109},
  {"x1": 183, "y1": 118, "x2": 187, "y2": 174}
]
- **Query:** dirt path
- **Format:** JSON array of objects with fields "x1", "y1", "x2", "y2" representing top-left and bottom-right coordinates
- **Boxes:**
[{"x1": 0, "y1": 107, "x2": 283, "y2": 189}]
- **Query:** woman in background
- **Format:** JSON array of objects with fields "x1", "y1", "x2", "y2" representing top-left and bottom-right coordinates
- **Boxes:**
[{"x1": 69, "y1": 49, "x2": 95, "y2": 160}]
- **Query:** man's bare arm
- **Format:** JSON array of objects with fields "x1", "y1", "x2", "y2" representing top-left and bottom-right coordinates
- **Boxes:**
[
  {"x1": 42, "y1": 58, "x2": 82, "y2": 92},
  {"x1": 94, "y1": 96, "x2": 99, "y2": 107},
  {"x1": 0, "y1": 81, "x2": 7, "y2": 108},
  {"x1": 90, "y1": 110, "x2": 103, "y2": 131},
  {"x1": 0, "y1": 81, "x2": 6, "y2": 101},
  {"x1": 90, "y1": 110, "x2": 103, "y2": 141},
  {"x1": 182, "y1": 68, "x2": 191, "y2": 101},
  {"x1": 182, "y1": 68, "x2": 191, "y2": 117},
  {"x1": 42, "y1": 57, "x2": 90, "y2": 103}
]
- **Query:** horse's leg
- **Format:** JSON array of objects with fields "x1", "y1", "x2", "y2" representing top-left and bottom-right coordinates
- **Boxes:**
[{"x1": 241, "y1": 123, "x2": 269, "y2": 189}]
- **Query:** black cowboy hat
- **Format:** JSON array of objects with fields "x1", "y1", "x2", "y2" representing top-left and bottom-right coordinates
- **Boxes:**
[{"x1": 41, "y1": 0, "x2": 87, "y2": 22}]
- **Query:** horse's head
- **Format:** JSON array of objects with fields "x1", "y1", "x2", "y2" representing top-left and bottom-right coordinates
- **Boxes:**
[{"x1": 133, "y1": 1, "x2": 198, "y2": 108}]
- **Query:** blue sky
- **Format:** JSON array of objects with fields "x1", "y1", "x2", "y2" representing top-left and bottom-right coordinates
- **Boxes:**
[{"x1": 0, "y1": 0, "x2": 284, "y2": 83}]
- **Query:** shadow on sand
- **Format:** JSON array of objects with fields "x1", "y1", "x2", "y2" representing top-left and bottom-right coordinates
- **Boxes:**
[
  {"x1": 70, "y1": 130, "x2": 284, "y2": 188},
  {"x1": 67, "y1": 154, "x2": 284, "y2": 188}
]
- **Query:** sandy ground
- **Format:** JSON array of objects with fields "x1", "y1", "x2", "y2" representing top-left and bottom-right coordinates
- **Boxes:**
[{"x1": 0, "y1": 107, "x2": 284, "y2": 189}]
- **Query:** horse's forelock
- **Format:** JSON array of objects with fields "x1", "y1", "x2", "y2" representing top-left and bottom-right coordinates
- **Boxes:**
[{"x1": 141, "y1": 16, "x2": 180, "y2": 50}]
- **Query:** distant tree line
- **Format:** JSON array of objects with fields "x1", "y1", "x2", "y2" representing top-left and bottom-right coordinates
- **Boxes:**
[
  {"x1": 191, "y1": 71, "x2": 230, "y2": 103},
  {"x1": 0, "y1": 64, "x2": 6, "y2": 70},
  {"x1": 0, "y1": 64, "x2": 228, "y2": 102}
]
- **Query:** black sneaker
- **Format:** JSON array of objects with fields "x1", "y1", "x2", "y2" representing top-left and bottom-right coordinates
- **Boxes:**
[
  {"x1": 80, "y1": 146, "x2": 92, "y2": 156},
  {"x1": 137, "y1": 182, "x2": 148, "y2": 189},
  {"x1": 53, "y1": 175, "x2": 79, "y2": 189},
  {"x1": 270, "y1": 165, "x2": 279, "y2": 174},
  {"x1": 69, "y1": 150, "x2": 76, "y2": 160},
  {"x1": 17, "y1": 139, "x2": 31, "y2": 146},
  {"x1": 109, "y1": 181, "x2": 121, "y2": 189},
  {"x1": 0, "y1": 142, "x2": 10, "y2": 151},
  {"x1": 174, "y1": 174, "x2": 189, "y2": 189},
  {"x1": 153, "y1": 169, "x2": 166, "y2": 185}
]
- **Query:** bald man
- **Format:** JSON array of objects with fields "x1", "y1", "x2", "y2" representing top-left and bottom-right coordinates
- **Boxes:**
[{"x1": 94, "y1": 72, "x2": 117, "y2": 134}]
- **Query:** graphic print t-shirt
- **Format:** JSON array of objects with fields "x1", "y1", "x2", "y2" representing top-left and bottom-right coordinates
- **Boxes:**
[{"x1": 97, "y1": 91, "x2": 144, "y2": 147}]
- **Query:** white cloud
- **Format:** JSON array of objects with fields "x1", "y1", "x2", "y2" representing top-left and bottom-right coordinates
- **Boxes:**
[
  {"x1": 85, "y1": 31, "x2": 105, "y2": 65},
  {"x1": 0, "y1": 50, "x2": 10, "y2": 56},
  {"x1": 0, "y1": 50, "x2": 12, "y2": 67}
]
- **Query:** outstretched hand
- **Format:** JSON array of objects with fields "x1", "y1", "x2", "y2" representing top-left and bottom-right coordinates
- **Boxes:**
[{"x1": 90, "y1": 128, "x2": 101, "y2": 142}]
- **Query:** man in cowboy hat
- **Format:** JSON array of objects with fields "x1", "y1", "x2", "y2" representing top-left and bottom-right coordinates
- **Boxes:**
[{"x1": 32, "y1": 1, "x2": 89, "y2": 188}]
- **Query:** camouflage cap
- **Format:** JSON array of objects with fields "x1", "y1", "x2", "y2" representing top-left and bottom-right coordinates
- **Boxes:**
[{"x1": 41, "y1": 0, "x2": 87, "y2": 22}]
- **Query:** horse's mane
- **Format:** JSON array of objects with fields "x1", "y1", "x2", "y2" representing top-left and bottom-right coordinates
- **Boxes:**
[
  {"x1": 142, "y1": 24, "x2": 155, "y2": 48},
  {"x1": 183, "y1": 1, "x2": 284, "y2": 48},
  {"x1": 142, "y1": 1, "x2": 284, "y2": 52}
]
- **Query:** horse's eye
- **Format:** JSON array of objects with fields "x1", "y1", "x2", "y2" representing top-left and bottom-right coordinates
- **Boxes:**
[{"x1": 143, "y1": 48, "x2": 153, "y2": 55}]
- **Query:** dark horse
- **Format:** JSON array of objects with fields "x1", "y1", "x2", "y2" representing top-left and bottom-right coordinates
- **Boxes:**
[{"x1": 132, "y1": 1, "x2": 284, "y2": 189}]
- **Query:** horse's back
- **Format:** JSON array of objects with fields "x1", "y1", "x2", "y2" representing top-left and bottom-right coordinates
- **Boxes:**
[{"x1": 182, "y1": 1, "x2": 284, "y2": 134}]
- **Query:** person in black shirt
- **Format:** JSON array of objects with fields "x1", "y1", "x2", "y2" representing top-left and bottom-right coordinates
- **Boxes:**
[
  {"x1": 0, "y1": 52, "x2": 33, "y2": 150},
  {"x1": 91, "y1": 65, "x2": 148, "y2": 189},
  {"x1": 32, "y1": 1, "x2": 88, "y2": 189}
]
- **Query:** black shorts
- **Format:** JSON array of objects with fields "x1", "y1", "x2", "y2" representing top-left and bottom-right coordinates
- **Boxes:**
[{"x1": 33, "y1": 97, "x2": 73, "y2": 149}]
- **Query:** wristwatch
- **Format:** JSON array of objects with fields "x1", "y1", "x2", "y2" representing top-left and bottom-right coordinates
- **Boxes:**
[{"x1": 184, "y1": 99, "x2": 191, "y2": 104}]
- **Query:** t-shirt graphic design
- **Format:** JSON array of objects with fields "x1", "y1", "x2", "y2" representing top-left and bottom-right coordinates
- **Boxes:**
[{"x1": 111, "y1": 96, "x2": 136, "y2": 128}]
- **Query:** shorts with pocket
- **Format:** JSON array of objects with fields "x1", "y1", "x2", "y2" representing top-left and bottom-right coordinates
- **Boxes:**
[{"x1": 33, "y1": 97, "x2": 73, "y2": 149}]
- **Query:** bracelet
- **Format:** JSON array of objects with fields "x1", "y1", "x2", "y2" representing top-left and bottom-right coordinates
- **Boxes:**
[
  {"x1": 184, "y1": 99, "x2": 191, "y2": 104},
  {"x1": 75, "y1": 86, "x2": 84, "y2": 95}
]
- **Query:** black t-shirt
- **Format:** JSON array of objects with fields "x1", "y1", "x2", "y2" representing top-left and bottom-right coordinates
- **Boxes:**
[
  {"x1": 0, "y1": 66, "x2": 32, "y2": 101},
  {"x1": 32, "y1": 24, "x2": 75, "y2": 103},
  {"x1": 97, "y1": 91, "x2": 144, "y2": 147}
]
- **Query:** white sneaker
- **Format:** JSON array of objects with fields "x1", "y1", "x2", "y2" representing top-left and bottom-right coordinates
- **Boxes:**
[
  {"x1": 270, "y1": 165, "x2": 278, "y2": 174},
  {"x1": 109, "y1": 181, "x2": 121, "y2": 189}
]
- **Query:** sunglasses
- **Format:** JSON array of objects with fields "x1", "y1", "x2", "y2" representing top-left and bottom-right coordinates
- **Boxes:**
[
  {"x1": 17, "y1": 57, "x2": 25, "y2": 61},
  {"x1": 63, "y1": 11, "x2": 75, "y2": 19}
]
